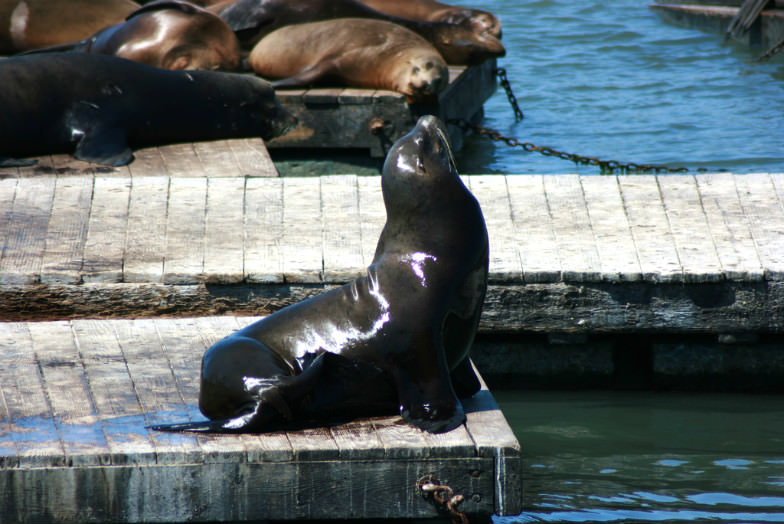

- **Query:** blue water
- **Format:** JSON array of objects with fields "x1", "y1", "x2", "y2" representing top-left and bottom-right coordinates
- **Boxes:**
[
  {"x1": 493, "y1": 391, "x2": 784, "y2": 523},
  {"x1": 453, "y1": 0, "x2": 784, "y2": 175}
]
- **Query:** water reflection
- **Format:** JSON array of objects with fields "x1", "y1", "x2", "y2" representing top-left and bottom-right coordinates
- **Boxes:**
[{"x1": 493, "y1": 391, "x2": 784, "y2": 523}]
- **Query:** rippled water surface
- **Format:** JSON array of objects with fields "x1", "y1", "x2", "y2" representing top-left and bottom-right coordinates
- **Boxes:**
[
  {"x1": 493, "y1": 391, "x2": 784, "y2": 523},
  {"x1": 452, "y1": 0, "x2": 784, "y2": 174}
]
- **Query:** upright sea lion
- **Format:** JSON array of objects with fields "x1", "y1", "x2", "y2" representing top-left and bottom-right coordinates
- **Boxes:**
[
  {"x1": 0, "y1": 0, "x2": 140, "y2": 53},
  {"x1": 249, "y1": 19, "x2": 449, "y2": 101},
  {"x1": 151, "y1": 115, "x2": 489, "y2": 434},
  {"x1": 0, "y1": 53, "x2": 296, "y2": 166},
  {"x1": 22, "y1": 0, "x2": 241, "y2": 71},
  {"x1": 217, "y1": 0, "x2": 504, "y2": 65},
  {"x1": 358, "y1": 0, "x2": 502, "y2": 38}
]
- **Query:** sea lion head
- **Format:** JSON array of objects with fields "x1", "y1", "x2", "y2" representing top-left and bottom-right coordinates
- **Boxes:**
[
  {"x1": 438, "y1": 8, "x2": 502, "y2": 39},
  {"x1": 396, "y1": 54, "x2": 448, "y2": 102},
  {"x1": 381, "y1": 115, "x2": 460, "y2": 214},
  {"x1": 226, "y1": 73, "x2": 297, "y2": 139},
  {"x1": 430, "y1": 24, "x2": 505, "y2": 65}
]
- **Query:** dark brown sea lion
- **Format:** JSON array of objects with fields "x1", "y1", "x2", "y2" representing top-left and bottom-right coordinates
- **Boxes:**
[
  {"x1": 249, "y1": 18, "x2": 449, "y2": 101},
  {"x1": 217, "y1": 0, "x2": 504, "y2": 65},
  {"x1": 0, "y1": 53, "x2": 296, "y2": 166},
  {"x1": 151, "y1": 115, "x2": 489, "y2": 434},
  {"x1": 22, "y1": 0, "x2": 240, "y2": 71},
  {"x1": 0, "y1": 0, "x2": 140, "y2": 54},
  {"x1": 358, "y1": 0, "x2": 502, "y2": 38}
]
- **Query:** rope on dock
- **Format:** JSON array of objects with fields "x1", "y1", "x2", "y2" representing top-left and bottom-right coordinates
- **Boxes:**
[{"x1": 417, "y1": 475, "x2": 469, "y2": 524}]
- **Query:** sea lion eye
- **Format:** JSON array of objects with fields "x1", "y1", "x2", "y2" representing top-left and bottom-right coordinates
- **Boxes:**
[{"x1": 412, "y1": 66, "x2": 420, "y2": 74}]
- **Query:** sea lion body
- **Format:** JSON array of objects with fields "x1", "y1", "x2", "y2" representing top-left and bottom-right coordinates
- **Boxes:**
[
  {"x1": 153, "y1": 115, "x2": 489, "y2": 434},
  {"x1": 249, "y1": 19, "x2": 449, "y2": 100},
  {"x1": 219, "y1": 0, "x2": 504, "y2": 65},
  {"x1": 358, "y1": 0, "x2": 502, "y2": 38},
  {"x1": 36, "y1": 0, "x2": 241, "y2": 71},
  {"x1": 0, "y1": 53, "x2": 296, "y2": 166},
  {"x1": 0, "y1": 0, "x2": 139, "y2": 53}
]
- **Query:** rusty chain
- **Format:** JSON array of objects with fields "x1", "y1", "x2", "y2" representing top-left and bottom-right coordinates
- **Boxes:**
[
  {"x1": 755, "y1": 35, "x2": 784, "y2": 61},
  {"x1": 495, "y1": 67, "x2": 524, "y2": 121},
  {"x1": 450, "y1": 118, "x2": 693, "y2": 174},
  {"x1": 417, "y1": 475, "x2": 469, "y2": 524}
]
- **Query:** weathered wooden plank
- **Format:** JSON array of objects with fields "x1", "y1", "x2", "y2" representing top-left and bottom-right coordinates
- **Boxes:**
[
  {"x1": 228, "y1": 138, "x2": 278, "y2": 177},
  {"x1": 163, "y1": 177, "x2": 206, "y2": 284},
  {"x1": 543, "y1": 174, "x2": 602, "y2": 282},
  {"x1": 40, "y1": 176, "x2": 93, "y2": 284},
  {"x1": 71, "y1": 319, "x2": 157, "y2": 464},
  {"x1": 580, "y1": 176, "x2": 642, "y2": 282},
  {"x1": 244, "y1": 177, "x2": 285, "y2": 283},
  {"x1": 281, "y1": 177, "x2": 323, "y2": 283},
  {"x1": 193, "y1": 140, "x2": 242, "y2": 177},
  {"x1": 736, "y1": 173, "x2": 784, "y2": 279},
  {"x1": 618, "y1": 175, "x2": 683, "y2": 282},
  {"x1": 203, "y1": 177, "x2": 246, "y2": 283},
  {"x1": 696, "y1": 173, "x2": 764, "y2": 281},
  {"x1": 158, "y1": 143, "x2": 207, "y2": 177},
  {"x1": 467, "y1": 175, "x2": 523, "y2": 282},
  {"x1": 124, "y1": 176, "x2": 169, "y2": 283},
  {"x1": 27, "y1": 321, "x2": 111, "y2": 466},
  {"x1": 370, "y1": 415, "x2": 433, "y2": 459},
  {"x1": 321, "y1": 175, "x2": 364, "y2": 282},
  {"x1": 658, "y1": 175, "x2": 724, "y2": 283},
  {"x1": 128, "y1": 147, "x2": 168, "y2": 177},
  {"x1": 82, "y1": 176, "x2": 131, "y2": 283},
  {"x1": 356, "y1": 175, "x2": 386, "y2": 267},
  {"x1": 0, "y1": 175, "x2": 56, "y2": 284},
  {"x1": 506, "y1": 175, "x2": 562, "y2": 283},
  {"x1": 0, "y1": 322, "x2": 66, "y2": 467}
]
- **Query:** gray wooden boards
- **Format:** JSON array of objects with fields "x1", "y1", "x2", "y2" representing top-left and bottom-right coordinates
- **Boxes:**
[
  {"x1": 267, "y1": 59, "x2": 497, "y2": 157},
  {"x1": 1, "y1": 173, "x2": 784, "y2": 334},
  {"x1": 0, "y1": 317, "x2": 522, "y2": 523}
]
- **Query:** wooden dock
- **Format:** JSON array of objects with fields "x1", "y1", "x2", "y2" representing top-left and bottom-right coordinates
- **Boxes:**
[
  {"x1": 267, "y1": 60, "x2": 497, "y2": 157},
  {"x1": 0, "y1": 316, "x2": 521, "y2": 523}
]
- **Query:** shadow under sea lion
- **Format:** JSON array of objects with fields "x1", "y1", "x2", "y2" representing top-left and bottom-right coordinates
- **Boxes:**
[
  {"x1": 248, "y1": 18, "x2": 448, "y2": 102},
  {"x1": 151, "y1": 115, "x2": 489, "y2": 434},
  {"x1": 0, "y1": 53, "x2": 296, "y2": 167},
  {"x1": 216, "y1": 0, "x2": 504, "y2": 65},
  {"x1": 21, "y1": 0, "x2": 241, "y2": 71}
]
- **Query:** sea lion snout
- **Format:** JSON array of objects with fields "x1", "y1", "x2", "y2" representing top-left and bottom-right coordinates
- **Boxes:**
[{"x1": 406, "y1": 58, "x2": 448, "y2": 98}]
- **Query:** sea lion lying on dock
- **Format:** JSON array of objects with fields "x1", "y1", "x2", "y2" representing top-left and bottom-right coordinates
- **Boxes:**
[
  {"x1": 0, "y1": 0, "x2": 139, "y2": 53},
  {"x1": 217, "y1": 0, "x2": 504, "y2": 65},
  {"x1": 0, "y1": 53, "x2": 296, "y2": 166},
  {"x1": 249, "y1": 18, "x2": 449, "y2": 101},
  {"x1": 151, "y1": 115, "x2": 489, "y2": 434},
  {"x1": 22, "y1": 0, "x2": 241, "y2": 71},
  {"x1": 358, "y1": 0, "x2": 502, "y2": 38}
]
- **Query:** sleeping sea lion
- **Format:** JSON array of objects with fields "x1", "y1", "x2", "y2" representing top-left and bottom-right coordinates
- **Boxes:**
[
  {"x1": 151, "y1": 115, "x2": 489, "y2": 434},
  {"x1": 217, "y1": 0, "x2": 504, "y2": 65},
  {"x1": 358, "y1": 0, "x2": 502, "y2": 38},
  {"x1": 0, "y1": 0, "x2": 140, "y2": 53},
  {"x1": 0, "y1": 53, "x2": 296, "y2": 166},
  {"x1": 249, "y1": 18, "x2": 449, "y2": 101},
  {"x1": 21, "y1": 0, "x2": 240, "y2": 71}
]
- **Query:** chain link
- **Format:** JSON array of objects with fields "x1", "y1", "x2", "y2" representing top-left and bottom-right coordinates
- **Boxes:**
[
  {"x1": 417, "y1": 476, "x2": 469, "y2": 524},
  {"x1": 495, "y1": 67, "x2": 524, "y2": 121},
  {"x1": 451, "y1": 119, "x2": 692, "y2": 174},
  {"x1": 755, "y1": 35, "x2": 784, "y2": 61}
]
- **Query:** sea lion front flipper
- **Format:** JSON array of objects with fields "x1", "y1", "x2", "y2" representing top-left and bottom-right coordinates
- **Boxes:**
[
  {"x1": 450, "y1": 357, "x2": 481, "y2": 399},
  {"x1": 270, "y1": 60, "x2": 337, "y2": 89},
  {"x1": 0, "y1": 157, "x2": 37, "y2": 167},
  {"x1": 73, "y1": 126, "x2": 134, "y2": 166}
]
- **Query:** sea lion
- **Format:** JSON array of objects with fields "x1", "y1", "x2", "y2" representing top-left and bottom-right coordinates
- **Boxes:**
[
  {"x1": 22, "y1": 0, "x2": 241, "y2": 71},
  {"x1": 217, "y1": 0, "x2": 504, "y2": 65},
  {"x1": 249, "y1": 19, "x2": 449, "y2": 101},
  {"x1": 0, "y1": 0, "x2": 140, "y2": 54},
  {"x1": 151, "y1": 115, "x2": 489, "y2": 434},
  {"x1": 0, "y1": 53, "x2": 296, "y2": 166},
  {"x1": 358, "y1": 0, "x2": 502, "y2": 38}
]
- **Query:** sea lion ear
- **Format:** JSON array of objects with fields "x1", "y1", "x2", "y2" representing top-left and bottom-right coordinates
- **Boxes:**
[{"x1": 165, "y1": 52, "x2": 192, "y2": 70}]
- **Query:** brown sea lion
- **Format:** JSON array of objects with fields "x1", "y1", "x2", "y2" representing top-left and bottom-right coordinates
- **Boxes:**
[
  {"x1": 150, "y1": 115, "x2": 489, "y2": 435},
  {"x1": 358, "y1": 0, "x2": 502, "y2": 38},
  {"x1": 22, "y1": 0, "x2": 240, "y2": 71},
  {"x1": 248, "y1": 18, "x2": 448, "y2": 101},
  {"x1": 218, "y1": 0, "x2": 504, "y2": 65},
  {"x1": 0, "y1": 0, "x2": 140, "y2": 54},
  {"x1": 0, "y1": 53, "x2": 296, "y2": 166}
]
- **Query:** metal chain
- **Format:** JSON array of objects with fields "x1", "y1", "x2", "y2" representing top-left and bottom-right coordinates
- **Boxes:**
[
  {"x1": 495, "y1": 67, "x2": 524, "y2": 121},
  {"x1": 451, "y1": 119, "x2": 692, "y2": 174},
  {"x1": 417, "y1": 476, "x2": 469, "y2": 524},
  {"x1": 755, "y1": 35, "x2": 784, "y2": 61}
]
